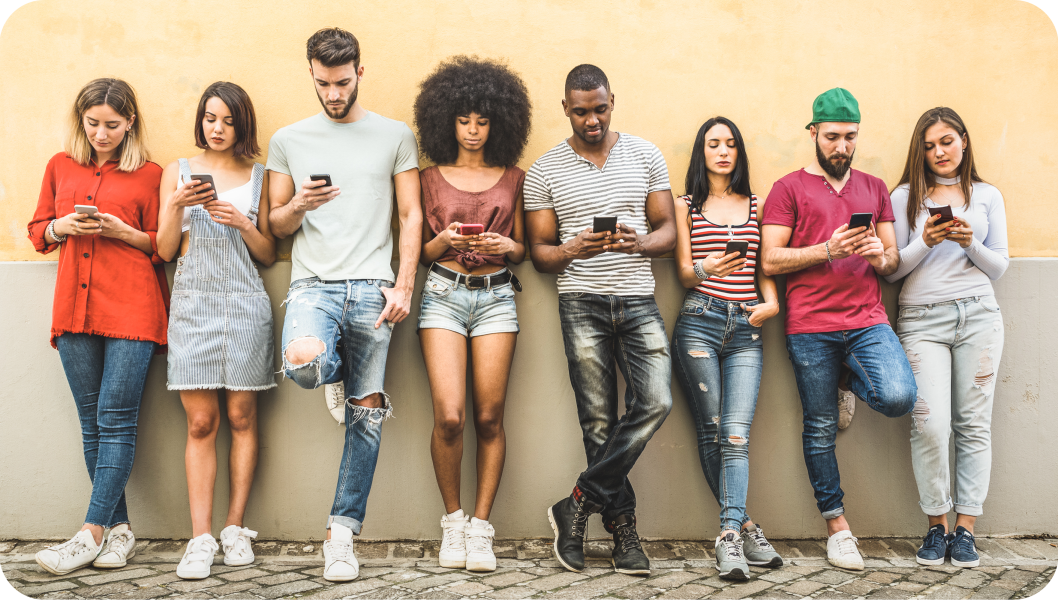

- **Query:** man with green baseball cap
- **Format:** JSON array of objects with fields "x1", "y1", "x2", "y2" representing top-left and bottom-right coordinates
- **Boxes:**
[{"x1": 759, "y1": 88, "x2": 916, "y2": 572}]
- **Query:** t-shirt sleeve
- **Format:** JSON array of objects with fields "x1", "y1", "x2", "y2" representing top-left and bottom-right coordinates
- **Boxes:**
[
  {"x1": 761, "y1": 179, "x2": 796, "y2": 227},
  {"x1": 646, "y1": 145, "x2": 671, "y2": 194},
  {"x1": 876, "y1": 179, "x2": 896, "y2": 222},
  {"x1": 393, "y1": 125, "x2": 420, "y2": 175},
  {"x1": 264, "y1": 131, "x2": 290, "y2": 177},
  {"x1": 522, "y1": 162, "x2": 553, "y2": 212}
]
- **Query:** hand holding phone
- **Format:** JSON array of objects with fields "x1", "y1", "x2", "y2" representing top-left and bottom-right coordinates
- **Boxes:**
[
  {"x1": 74, "y1": 205, "x2": 99, "y2": 218},
  {"x1": 458, "y1": 224, "x2": 484, "y2": 236},
  {"x1": 927, "y1": 205, "x2": 954, "y2": 225},
  {"x1": 309, "y1": 174, "x2": 332, "y2": 188},
  {"x1": 848, "y1": 212, "x2": 873, "y2": 231},
  {"x1": 724, "y1": 240, "x2": 749, "y2": 259},
  {"x1": 189, "y1": 174, "x2": 217, "y2": 202},
  {"x1": 592, "y1": 216, "x2": 617, "y2": 235}
]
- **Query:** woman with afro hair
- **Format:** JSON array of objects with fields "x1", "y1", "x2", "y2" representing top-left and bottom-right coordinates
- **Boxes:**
[{"x1": 413, "y1": 55, "x2": 531, "y2": 572}]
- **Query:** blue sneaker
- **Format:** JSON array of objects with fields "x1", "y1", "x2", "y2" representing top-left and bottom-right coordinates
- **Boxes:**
[
  {"x1": 916, "y1": 524, "x2": 949, "y2": 566},
  {"x1": 949, "y1": 526, "x2": 980, "y2": 568}
]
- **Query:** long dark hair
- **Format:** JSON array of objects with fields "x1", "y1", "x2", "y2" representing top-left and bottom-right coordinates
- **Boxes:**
[
  {"x1": 894, "y1": 107, "x2": 983, "y2": 229},
  {"x1": 684, "y1": 116, "x2": 752, "y2": 213}
]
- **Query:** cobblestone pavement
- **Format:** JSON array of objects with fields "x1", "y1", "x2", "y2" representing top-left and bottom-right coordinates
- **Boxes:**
[{"x1": 2, "y1": 537, "x2": 1055, "y2": 600}]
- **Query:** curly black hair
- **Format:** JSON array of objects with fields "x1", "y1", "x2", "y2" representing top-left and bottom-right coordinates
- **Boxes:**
[{"x1": 413, "y1": 55, "x2": 532, "y2": 167}]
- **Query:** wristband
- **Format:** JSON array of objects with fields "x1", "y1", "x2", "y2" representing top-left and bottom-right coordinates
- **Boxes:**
[
  {"x1": 825, "y1": 240, "x2": 832, "y2": 263},
  {"x1": 48, "y1": 219, "x2": 67, "y2": 243},
  {"x1": 693, "y1": 260, "x2": 708, "y2": 280}
]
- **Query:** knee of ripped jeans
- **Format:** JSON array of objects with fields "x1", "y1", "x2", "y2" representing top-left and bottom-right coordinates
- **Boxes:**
[
  {"x1": 282, "y1": 337, "x2": 326, "y2": 389},
  {"x1": 347, "y1": 391, "x2": 394, "y2": 432}
]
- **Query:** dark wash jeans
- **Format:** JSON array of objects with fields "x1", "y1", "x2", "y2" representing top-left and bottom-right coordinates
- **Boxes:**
[
  {"x1": 785, "y1": 324, "x2": 916, "y2": 519},
  {"x1": 56, "y1": 333, "x2": 155, "y2": 528},
  {"x1": 558, "y1": 293, "x2": 673, "y2": 531}
]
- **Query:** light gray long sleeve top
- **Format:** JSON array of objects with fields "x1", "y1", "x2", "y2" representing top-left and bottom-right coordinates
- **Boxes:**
[{"x1": 885, "y1": 182, "x2": 1009, "y2": 305}]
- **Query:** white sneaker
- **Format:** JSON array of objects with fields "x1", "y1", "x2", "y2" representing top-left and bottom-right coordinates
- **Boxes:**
[
  {"x1": 220, "y1": 525, "x2": 257, "y2": 567},
  {"x1": 827, "y1": 530, "x2": 865, "y2": 570},
  {"x1": 438, "y1": 510, "x2": 469, "y2": 568},
  {"x1": 325, "y1": 382, "x2": 346, "y2": 424},
  {"x1": 176, "y1": 533, "x2": 219, "y2": 580},
  {"x1": 93, "y1": 524, "x2": 136, "y2": 568},
  {"x1": 465, "y1": 518, "x2": 497, "y2": 572},
  {"x1": 837, "y1": 389, "x2": 857, "y2": 430},
  {"x1": 324, "y1": 523, "x2": 359, "y2": 582},
  {"x1": 35, "y1": 530, "x2": 101, "y2": 575}
]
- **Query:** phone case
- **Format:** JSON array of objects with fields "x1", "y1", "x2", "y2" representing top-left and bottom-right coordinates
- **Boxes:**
[{"x1": 459, "y1": 224, "x2": 484, "y2": 235}]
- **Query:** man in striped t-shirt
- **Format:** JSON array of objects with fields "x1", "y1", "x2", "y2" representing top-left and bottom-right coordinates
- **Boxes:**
[{"x1": 525, "y1": 64, "x2": 676, "y2": 576}]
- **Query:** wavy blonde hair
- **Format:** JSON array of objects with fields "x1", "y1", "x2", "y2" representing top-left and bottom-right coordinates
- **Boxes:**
[{"x1": 65, "y1": 78, "x2": 149, "y2": 172}]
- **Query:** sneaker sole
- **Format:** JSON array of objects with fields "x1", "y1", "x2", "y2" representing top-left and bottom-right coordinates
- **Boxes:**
[
  {"x1": 951, "y1": 557, "x2": 980, "y2": 568},
  {"x1": 610, "y1": 558, "x2": 650, "y2": 576},
  {"x1": 827, "y1": 558, "x2": 865, "y2": 571},
  {"x1": 718, "y1": 566, "x2": 750, "y2": 581},
  {"x1": 916, "y1": 554, "x2": 945, "y2": 566},
  {"x1": 747, "y1": 556, "x2": 783, "y2": 568},
  {"x1": 466, "y1": 559, "x2": 496, "y2": 572},
  {"x1": 224, "y1": 554, "x2": 255, "y2": 567},
  {"x1": 323, "y1": 572, "x2": 359, "y2": 582},
  {"x1": 547, "y1": 506, "x2": 582, "y2": 573},
  {"x1": 93, "y1": 547, "x2": 136, "y2": 569},
  {"x1": 439, "y1": 556, "x2": 467, "y2": 569},
  {"x1": 35, "y1": 556, "x2": 84, "y2": 576},
  {"x1": 176, "y1": 568, "x2": 210, "y2": 580}
]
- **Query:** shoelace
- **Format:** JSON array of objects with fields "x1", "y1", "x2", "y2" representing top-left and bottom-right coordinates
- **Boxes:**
[
  {"x1": 953, "y1": 531, "x2": 975, "y2": 554},
  {"x1": 836, "y1": 534, "x2": 860, "y2": 556},
  {"x1": 326, "y1": 385, "x2": 344, "y2": 410},
  {"x1": 922, "y1": 527, "x2": 945, "y2": 549},
  {"x1": 54, "y1": 537, "x2": 92, "y2": 560},
  {"x1": 466, "y1": 530, "x2": 493, "y2": 554},
  {"x1": 719, "y1": 536, "x2": 745, "y2": 561},
  {"x1": 570, "y1": 505, "x2": 589, "y2": 539},
  {"x1": 223, "y1": 528, "x2": 257, "y2": 557},
  {"x1": 185, "y1": 537, "x2": 217, "y2": 562},
  {"x1": 327, "y1": 538, "x2": 354, "y2": 562},
  {"x1": 104, "y1": 531, "x2": 133, "y2": 555},
  {"x1": 615, "y1": 525, "x2": 642, "y2": 553},
  {"x1": 440, "y1": 523, "x2": 466, "y2": 553},
  {"x1": 747, "y1": 528, "x2": 775, "y2": 552}
]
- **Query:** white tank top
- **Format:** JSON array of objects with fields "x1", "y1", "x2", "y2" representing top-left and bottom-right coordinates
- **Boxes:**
[{"x1": 178, "y1": 172, "x2": 258, "y2": 232}]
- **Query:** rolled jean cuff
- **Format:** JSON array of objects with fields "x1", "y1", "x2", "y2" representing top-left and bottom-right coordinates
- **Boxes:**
[
  {"x1": 327, "y1": 515, "x2": 363, "y2": 535},
  {"x1": 821, "y1": 506, "x2": 845, "y2": 520},
  {"x1": 954, "y1": 503, "x2": 984, "y2": 517},
  {"x1": 920, "y1": 499, "x2": 954, "y2": 517}
]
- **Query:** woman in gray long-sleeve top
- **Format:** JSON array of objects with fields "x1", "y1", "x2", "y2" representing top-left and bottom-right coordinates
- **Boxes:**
[{"x1": 887, "y1": 107, "x2": 1008, "y2": 571}]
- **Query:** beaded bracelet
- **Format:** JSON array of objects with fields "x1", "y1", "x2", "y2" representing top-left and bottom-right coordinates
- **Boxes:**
[
  {"x1": 693, "y1": 260, "x2": 708, "y2": 280},
  {"x1": 825, "y1": 240, "x2": 832, "y2": 263},
  {"x1": 48, "y1": 219, "x2": 67, "y2": 243}
]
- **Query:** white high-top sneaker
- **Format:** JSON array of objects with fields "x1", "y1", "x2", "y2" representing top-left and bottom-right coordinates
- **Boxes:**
[
  {"x1": 176, "y1": 533, "x2": 219, "y2": 580},
  {"x1": 465, "y1": 518, "x2": 497, "y2": 572},
  {"x1": 827, "y1": 530, "x2": 865, "y2": 570},
  {"x1": 438, "y1": 510, "x2": 469, "y2": 568},
  {"x1": 220, "y1": 525, "x2": 258, "y2": 567},
  {"x1": 324, "y1": 523, "x2": 359, "y2": 582},
  {"x1": 93, "y1": 524, "x2": 136, "y2": 568},
  {"x1": 35, "y1": 530, "x2": 101, "y2": 575},
  {"x1": 325, "y1": 382, "x2": 346, "y2": 424}
]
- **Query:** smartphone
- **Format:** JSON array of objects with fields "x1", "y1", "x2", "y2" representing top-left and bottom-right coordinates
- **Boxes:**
[
  {"x1": 848, "y1": 212, "x2": 873, "y2": 231},
  {"x1": 725, "y1": 240, "x2": 749, "y2": 259},
  {"x1": 189, "y1": 173, "x2": 217, "y2": 200},
  {"x1": 74, "y1": 205, "x2": 99, "y2": 218},
  {"x1": 458, "y1": 224, "x2": 484, "y2": 236},
  {"x1": 309, "y1": 174, "x2": 332, "y2": 188},
  {"x1": 592, "y1": 216, "x2": 618, "y2": 234},
  {"x1": 927, "y1": 205, "x2": 954, "y2": 225}
]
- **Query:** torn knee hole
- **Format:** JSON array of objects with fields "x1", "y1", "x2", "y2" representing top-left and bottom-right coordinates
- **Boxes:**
[
  {"x1": 687, "y1": 350, "x2": 710, "y2": 358},
  {"x1": 973, "y1": 349, "x2": 995, "y2": 390},
  {"x1": 905, "y1": 349, "x2": 921, "y2": 374},
  {"x1": 727, "y1": 435, "x2": 747, "y2": 445},
  {"x1": 285, "y1": 337, "x2": 325, "y2": 365}
]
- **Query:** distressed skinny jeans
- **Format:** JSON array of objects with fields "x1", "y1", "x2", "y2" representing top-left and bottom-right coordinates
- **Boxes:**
[
  {"x1": 897, "y1": 295, "x2": 1004, "y2": 517},
  {"x1": 672, "y1": 292, "x2": 763, "y2": 532}
]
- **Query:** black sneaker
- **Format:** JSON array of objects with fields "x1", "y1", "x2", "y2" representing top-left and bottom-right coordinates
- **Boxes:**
[
  {"x1": 547, "y1": 490, "x2": 601, "y2": 573},
  {"x1": 610, "y1": 514, "x2": 650, "y2": 575}
]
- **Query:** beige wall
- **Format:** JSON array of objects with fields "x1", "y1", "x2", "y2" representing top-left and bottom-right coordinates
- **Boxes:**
[{"x1": 1, "y1": 0, "x2": 1057, "y2": 260}]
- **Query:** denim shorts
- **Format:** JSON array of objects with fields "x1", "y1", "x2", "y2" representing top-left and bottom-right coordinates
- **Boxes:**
[{"x1": 417, "y1": 266, "x2": 519, "y2": 337}]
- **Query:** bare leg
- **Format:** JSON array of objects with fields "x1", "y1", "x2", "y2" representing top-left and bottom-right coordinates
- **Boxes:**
[
  {"x1": 80, "y1": 524, "x2": 105, "y2": 546},
  {"x1": 224, "y1": 391, "x2": 259, "y2": 528},
  {"x1": 420, "y1": 329, "x2": 470, "y2": 515},
  {"x1": 468, "y1": 333, "x2": 516, "y2": 521},
  {"x1": 928, "y1": 514, "x2": 950, "y2": 533},
  {"x1": 826, "y1": 515, "x2": 851, "y2": 537},
  {"x1": 954, "y1": 514, "x2": 977, "y2": 534},
  {"x1": 182, "y1": 390, "x2": 221, "y2": 537}
]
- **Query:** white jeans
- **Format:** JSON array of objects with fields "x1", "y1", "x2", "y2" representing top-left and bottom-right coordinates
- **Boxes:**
[{"x1": 896, "y1": 295, "x2": 1004, "y2": 517}]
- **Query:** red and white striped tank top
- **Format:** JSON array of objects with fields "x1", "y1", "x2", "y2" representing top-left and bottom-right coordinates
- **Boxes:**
[{"x1": 682, "y1": 194, "x2": 761, "y2": 303}]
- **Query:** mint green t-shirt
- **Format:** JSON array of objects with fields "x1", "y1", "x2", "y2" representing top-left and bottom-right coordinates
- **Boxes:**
[{"x1": 266, "y1": 111, "x2": 419, "y2": 283}]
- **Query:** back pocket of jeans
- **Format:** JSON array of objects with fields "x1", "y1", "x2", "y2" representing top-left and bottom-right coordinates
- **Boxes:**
[{"x1": 194, "y1": 238, "x2": 230, "y2": 282}]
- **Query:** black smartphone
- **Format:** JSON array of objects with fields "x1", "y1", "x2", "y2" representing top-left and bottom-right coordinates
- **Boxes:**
[
  {"x1": 592, "y1": 216, "x2": 617, "y2": 234},
  {"x1": 310, "y1": 174, "x2": 332, "y2": 188},
  {"x1": 848, "y1": 212, "x2": 873, "y2": 231},
  {"x1": 725, "y1": 240, "x2": 749, "y2": 259},
  {"x1": 189, "y1": 173, "x2": 217, "y2": 200},
  {"x1": 927, "y1": 205, "x2": 954, "y2": 225}
]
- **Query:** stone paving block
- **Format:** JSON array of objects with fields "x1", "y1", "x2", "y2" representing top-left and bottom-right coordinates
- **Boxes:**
[
  {"x1": 974, "y1": 566, "x2": 1007, "y2": 575},
  {"x1": 709, "y1": 579, "x2": 774, "y2": 598},
  {"x1": 689, "y1": 566, "x2": 721, "y2": 578},
  {"x1": 166, "y1": 577, "x2": 225, "y2": 592},
  {"x1": 20, "y1": 567, "x2": 104, "y2": 583},
  {"x1": 79, "y1": 582, "x2": 136, "y2": 597},
  {"x1": 950, "y1": 569, "x2": 992, "y2": 588},
  {"x1": 561, "y1": 573, "x2": 644, "y2": 596},
  {"x1": 481, "y1": 570, "x2": 537, "y2": 587},
  {"x1": 1016, "y1": 564, "x2": 1051, "y2": 573},
  {"x1": 526, "y1": 571, "x2": 588, "y2": 590},
  {"x1": 968, "y1": 585, "x2": 1015, "y2": 599},
  {"x1": 858, "y1": 540, "x2": 896, "y2": 558},
  {"x1": 655, "y1": 583, "x2": 719, "y2": 599},
  {"x1": 754, "y1": 592, "x2": 801, "y2": 600},
  {"x1": 785, "y1": 565, "x2": 824, "y2": 575},
  {"x1": 864, "y1": 559, "x2": 893, "y2": 568},
  {"x1": 302, "y1": 577, "x2": 388, "y2": 598},
  {"x1": 448, "y1": 581, "x2": 494, "y2": 596},
  {"x1": 0, "y1": 541, "x2": 17, "y2": 553},
  {"x1": 645, "y1": 569, "x2": 702, "y2": 589},
  {"x1": 382, "y1": 569, "x2": 431, "y2": 583},
  {"x1": 866, "y1": 571, "x2": 903, "y2": 584},
  {"x1": 994, "y1": 539, "x2": 1048, "y2": 560},
  {"x1": 402, "y1": 571, "x2": 472, "y2": 590},
  {"x1": 924, "y1": 584, "x2": 974, "y2": 599},
  {"x1": 837, "y1": 579, "x2": 882, "y2": 596},
  {"x1": 613, "y1": 583, "x2": 664, "y2": 599},
  {"x1": 759, "y1": 569, "x2": 801, "y2": 583},
  {"x1": 814, "y1": 591, "x2": 855, "y2": 600},
  {"x1": 14, "y1": 580, "x2": 79, "y2": 595},
  {"x1": 695, "y1": 575, "x2": 728, "y2": 589},
  {"x1": 77, "y1": 568, "x2": 157, "y2": 586},
  {"x1": 394, "y1": 543, "x2": 424, "y2": 559},
  {"x1": 496, "y1": 559, "x2": 534, "y2": 568},
  {"x1": 219, "y1": 567, "x2": 273, "y2": 581},
  {"x1": 410, "y1": 592, "x2": 463, "y2": 600},
  {"x1": 894, "y1": 581, "x2": 929, "y2": 592},
  {"x1": 257, "y1": 564, "x2": 303, "y2": 573},
  {"x1": 652, "y1": 560, "x2": 690, "y2": 569},
  {"x1": 909, "y1": 569, "x2": 950, "y2": 584},
  {"x1": 977, "y1": 540, "x2": 1019, "y2": 561},
  {"x1": 808, "y1": 569, "x2": 856, "y2": 585},
  {"x1": 642, "y1": 542, "x2": 678, "y2": 559},
  {"x1": 1000, "y1": 569, "x2": 1037, "y2": 583},
  {"x1": 782, "y1": 580, "x2": 826, "y2": 596},
  {"x1": 517, "y1": 540, "x2": 551, "y2": 559},
  {"x1": 493, "y1": 544, "x2": 518, "y2": 559},
  {"x1": 204, "y1": 580, "x2": 261, "y2": 596},
  {"x1": 252, "y1": 571, "x2": 308, "y2": 586},
  {"x1": 255, "y1": 578, "x2": 323, "y2": 598},
  {"x1": 484, "y1": 586, "x2": 538, "y2": 599},
  {"x1": 866, "y1": 588, "x2": 915, "y2": 599},
  {"x1": 784, "y1": 541, "x2": 828, "y2": 558},
  {"x1": 1016, "y1": 540, "x2": 1058, "y2": 561},
  {"x1": 128, "y1": 571, "x2": 181, "y2": 586},
  {"x1": 669, "y1": 541, "x2": 710, "y2": 559},
  {"x1": 99, "y1": 586, "x2": 173, "y2": 599},
  {"x1": 354, "y1": 587, "x2": 414, "y2": 600},
  {"x1": 357, "y1": 543, "x2": 390, "y2": 559}
]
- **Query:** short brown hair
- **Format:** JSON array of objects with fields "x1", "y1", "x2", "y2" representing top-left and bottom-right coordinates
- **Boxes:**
[
  {"x1": 306, "y1": 28, "x2": 360, "y2": 68},
  {"x1": 65, "y1": 78, "x2": 149, "y2": 172},
  {"x1": 194, "y1": 82, "x2": 260, "y2": 158}
]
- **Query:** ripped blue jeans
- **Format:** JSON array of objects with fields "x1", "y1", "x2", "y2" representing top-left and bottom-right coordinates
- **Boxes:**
[{"x1": 281, "y1": 277, "x2": 394, "y2": 533}]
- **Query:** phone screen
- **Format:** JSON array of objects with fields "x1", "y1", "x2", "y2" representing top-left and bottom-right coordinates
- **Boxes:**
[
  {"x1": 849, "y1": 213, "x2": 873, "y2": 231},
  {"x1": 725, "y1": 240, "x2": 749, "y2": 259}
]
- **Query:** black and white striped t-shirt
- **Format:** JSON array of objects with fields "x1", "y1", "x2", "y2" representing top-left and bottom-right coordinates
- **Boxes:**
[{"x1": 524, "y1": 134, "x2": 670, "y2": 295}]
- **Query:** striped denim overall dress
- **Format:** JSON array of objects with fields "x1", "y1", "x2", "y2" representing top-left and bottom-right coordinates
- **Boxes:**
[{"x1": 167, "y1": 159, "x2": 276, "y2": 391}]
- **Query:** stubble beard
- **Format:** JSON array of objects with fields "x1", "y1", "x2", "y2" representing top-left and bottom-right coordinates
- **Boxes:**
[
  {"x1": 318, "y1": 84, "x2": 358, "y2": 120},
  {"x1": 815, "y1": 139, "x2": 854, "y2": 180}
]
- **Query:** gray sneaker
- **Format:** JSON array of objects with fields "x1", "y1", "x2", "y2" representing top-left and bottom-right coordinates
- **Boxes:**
[
  {"x1": 714, "y1": 532, "x2": 749, "y2": 581},
  {"x1": 741, "y1": 524, "x2": 783, "y2": 568}
]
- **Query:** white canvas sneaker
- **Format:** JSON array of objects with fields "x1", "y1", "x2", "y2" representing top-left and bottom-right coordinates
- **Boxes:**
[
  {"x1": 325, "y1": 382, "x2": 346, "y2": 424},
  {"x1": 93, "y1": 524, "x2": 136, "y2": 568},
  {"x1": 176, "y1": 533, "x2": 219, "y2": 580},
  {"x1": 465, "y1": 518, "x2": 497, "y2": 572},
  {"x1": 827, "y1": 530, "x2": 865, "y2": 570},
  {"x1": 438, "y1": 510, "x2": 469, "y2": 568},
  {"x1": 324, "y1": 523, "x2": 359, "y2": 582},
  {"x1": 837, "y1": 389, "x2": 857, "y2": 430},
  {"x1": 220, "y1": 525, "x2": 258, "y2": 567},
  {"x1": 35, "y1": 530, "x2": 101, "y2": 575}
]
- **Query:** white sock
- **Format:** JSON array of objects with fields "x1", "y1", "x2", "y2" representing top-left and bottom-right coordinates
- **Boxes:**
[
  {"x1": 110, "y1": 524, "x2": 130, "y2": 535},
  {"x1": 447, "y1": 509, "x2": 465, "y2": 520},
  {"x1": 470, "y1": 517, "x2": 489, "y2": 527}
]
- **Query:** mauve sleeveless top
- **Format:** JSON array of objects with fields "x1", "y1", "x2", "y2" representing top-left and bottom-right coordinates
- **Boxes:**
[{"x1": 421, "y1": 165, "x2": 526, "y2": 269}]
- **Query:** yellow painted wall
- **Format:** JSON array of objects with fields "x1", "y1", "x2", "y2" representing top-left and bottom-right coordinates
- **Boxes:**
[{"x1": 1, "y1": 0, "x2": 1056, "y2": 260}]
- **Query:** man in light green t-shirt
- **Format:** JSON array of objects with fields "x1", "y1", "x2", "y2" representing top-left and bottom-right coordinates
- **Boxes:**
[{"x1": 266, "y1": 27, "x2": 421, "y2": 583}]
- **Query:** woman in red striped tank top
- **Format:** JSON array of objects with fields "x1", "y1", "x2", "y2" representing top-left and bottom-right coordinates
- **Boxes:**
[{"x1": 670, "y1": 117, "x2": 783, "y2": 580}]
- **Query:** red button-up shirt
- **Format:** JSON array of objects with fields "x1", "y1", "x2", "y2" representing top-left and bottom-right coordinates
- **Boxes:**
[{"x1": 27, "y1": 152, "x2": 170, "y2": 350}]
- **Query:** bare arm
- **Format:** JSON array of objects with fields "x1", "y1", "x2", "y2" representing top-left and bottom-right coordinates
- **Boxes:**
[
  {"x1": 235, "y1": 170, "x2": 276, "y2": 266},
  {"x1": 373, "y1": 168, "x2": 422, "y2": 328},
  {"x1": 267, "y1": 172, "x2": 339, "y2": 239},
  {"x1": 156, "y1": 162, "x2": 213, "y2": 262},
  {"x1": 672, "y1": 198, "x2": 745, "y2": 288},
  {"x1": 525, "y1": 209, "x2": 609, "y2": 274},
  {"x1": 862, "y1": 221, "x2": 900, "y2": 277},
  {"x1": 761, "y1": 223, "x2": 873, "y2": 276}
]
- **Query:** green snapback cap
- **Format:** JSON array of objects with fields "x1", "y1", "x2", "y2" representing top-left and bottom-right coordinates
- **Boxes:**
[{"x1": 806, "y1": 87, "x2": 860, "y2": 129}]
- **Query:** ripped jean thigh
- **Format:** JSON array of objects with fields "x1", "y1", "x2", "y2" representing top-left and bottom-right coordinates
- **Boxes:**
[
  {"x1": 281, "y1": 278, "x2": 346, "y2": 389},
  {"x1": 339, "y1": 280, "x2": 394, "y2": 401}
]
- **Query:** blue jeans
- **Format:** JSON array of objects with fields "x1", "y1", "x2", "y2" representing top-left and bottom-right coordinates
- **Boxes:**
[
  {"x1": 672, "y1": 292, "x2": 763, "y2": 532},
  {"x1": 55, "y1": 333, "x2": 155, "y2": 528},
  {"x1": 281, "y1": 278, "x2": 395, "y2": 534},
  {"x1": 558, "y1": 293, "x2": 673, "y2": 531},
  {"x1": 786, "y1": 324, "x2": 917, "y2": 519}
]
